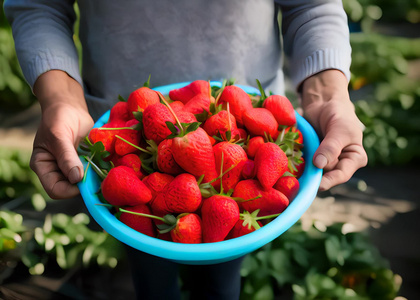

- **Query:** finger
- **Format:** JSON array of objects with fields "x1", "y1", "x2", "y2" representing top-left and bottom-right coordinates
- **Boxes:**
[
  {"x1": 313, "y1": 119, "x2": 362, "y2": 171},
  {"x1": 30, "y1": 150, "x2": 81, "y2": 199},
  {"x1": 313, "y1": 134, "x2": 346, "y2": 171},
  {"x1": 319, "y1": 145, "x2": 367, "y2": 191},
  {"x1": 49, "y1": 135, "x2": 84, "y2": 184}
]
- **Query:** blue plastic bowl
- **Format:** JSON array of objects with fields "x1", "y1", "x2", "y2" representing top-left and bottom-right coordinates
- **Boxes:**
[{"x1": 78, "y1": 81, "x2": 322, "y2": 265}]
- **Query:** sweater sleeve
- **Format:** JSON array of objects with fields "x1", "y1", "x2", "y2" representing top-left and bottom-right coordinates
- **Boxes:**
[
  {"x1": 275, "y1": 0, "x2": 352, "y2": 91},
  {"x1": 3, "y1": 0, "x2": 82, "y2": 90}
]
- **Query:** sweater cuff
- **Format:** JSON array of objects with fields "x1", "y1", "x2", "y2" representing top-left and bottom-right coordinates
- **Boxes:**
[
  {"x1": 292, "y1": 48, "x2": 351, "y2": 92},
  {"x1": 24, "y1": 49, "x2": 82, "y2": 91}
]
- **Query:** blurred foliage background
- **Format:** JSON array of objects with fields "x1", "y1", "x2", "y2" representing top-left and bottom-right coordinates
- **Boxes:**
[{"x1": 0, "y1": 0, "x2": 419, "y2": 299}]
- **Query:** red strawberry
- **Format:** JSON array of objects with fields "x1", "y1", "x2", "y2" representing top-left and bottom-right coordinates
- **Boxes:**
[
  {"x1": 182, "y1": 93, "x2": 212, "y2": 116},
  {"x1": 227, "y1": 210, "x2": 263, "y2": 239},
  {"x1": 263, "y1": 95, "x2": 296, "y2": 126},
  {"x1": 119, "y1": 204, "x2": 156, "y2": 237},
  {"x1": 151, "y1": 173, "x2": 202, "y2": 215},
  {"x1": 109, "y1": 101, "x2": 131, "y2": 123},
  {"x1": 170, "y1": 213, "x2": 202, "y2": 244},
  {"x1": 169, "y1": 80, "x2": 210, "y2": 104},
  {"x1": 213, "y1": 142, "x2": 247, "y2": 192},
  {"x1": 114, "y1": 153, "x2": 145, "y2": 179},
  {"x1": 218, "y1": 85, "x2": 253, "y2": 127},
  {"x1": 177, "y1": 110, "x2": 198, "y2": 124},
  {"x1": 142, "y1": 171, "x2": 174, "y2": 200},
  {"x1": 114, "y1": 120, "x2": 142, "y2": 156},
  {"x1": 241, "y1": 159, "x2": 256, "y2": 180},
  {"x1": 157, "y1": 139, "x2": 184, "y2": 175},
  {"x1": 127, "y1": 86, "x2": 160, "y2": 115},
  {"x1": 242, "y1": 108, "x2": 278, "y2": 138},
  {"x1": 236, "y1": 128, "x2": 248, "y2": 141},
  {"x1": 142, "y1": 103, "x2": 176, "y2": 145},
  {"x1": 203, "y1": 110, "x2": 239, "y2": 142},
  {"x1": 245, "y1": 136, "x2": 265, "y2": 159},
  {"x1": 101, "y1": 166, "x2": 152, "y2": 206},
  {"x1": 201, "y1": 195, "x2": 240, "y2": 243},
  {"x1": 88, "y1": 121, "x2": 125, "y2": 154},
  {"x1": 254, "y1": 142, "x2": 288, "y2": 189},
  {"x1": 88, "y1": 127, "x2": 116, "y2": 154},
  {"x1": 227, "y1": 218, "x2": 261, "y2": 239},
  {"x1": 171, "y1": 127, "x2": 218, "y2": 184},
  {"x1": 273, "y1": 175, "x2": 300, "y2": 201},
  {"x1": 232, "y1": 179, "x2": 289, "y2": 216},
  {"x1": 169, "y1": 101, "x2": 185, "y2": 112}
]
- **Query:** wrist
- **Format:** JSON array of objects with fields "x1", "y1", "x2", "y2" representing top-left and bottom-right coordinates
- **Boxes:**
[
  {"x1": 33, "y1": 70, "x2": 88, "y2": 112},
  {"x1": 299, "y1": 69, "x2": 350, "y2": 111}
]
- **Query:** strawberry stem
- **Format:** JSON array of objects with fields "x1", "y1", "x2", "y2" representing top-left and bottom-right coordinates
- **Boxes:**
[
  {"x1": 158, "y1": 93, "x2": 184, "y2": 133},
  {"x1": 254, "y1": 213, "x2": 282, "y2": 220},
  {"x1": 232, "y1": 194, "x2": 262, "y2": 203},
  {"x1": 214, "y1": 82, "x2": 226, "y2": 107},
  {"x1": 94, "y1": 203, "x2": 115, "y2": 208},
  {"x1": 119, "y1": 208, "x2": 167, "y2": 223},
  {"x1": 143, "y1": 74, "x2": 152, "y2": 87},
  {"x1": 115, "y1": 135, "x2": 152, "y2": 154},
  {"x1": 83, "y1": 155, "x2": 107, "y2": 180}
]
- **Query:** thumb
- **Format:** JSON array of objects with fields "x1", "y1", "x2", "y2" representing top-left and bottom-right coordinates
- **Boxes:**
[
  {"x1": 52, "y1": 136, "x2": 84, "y2": 184},
  {"x1": 313, "y1": 132, "x2": 346, "y2": 170}
]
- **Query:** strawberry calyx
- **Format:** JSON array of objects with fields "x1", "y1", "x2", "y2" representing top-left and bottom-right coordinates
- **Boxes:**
[
  {"x1": 254, "y1": 79, "x2": 269, "y2": 108},
  {"x1": 137, "y1": 139, "x2": 159, "y2": 174},
  {"x1": 157, "y1": 92, "x2": 202, "y2": 138},
  {"x1": 78, "y1": 137, "x2": 112, "y2": 181},
  {"x1": 267, "y1": 127, "x2": 304, "y2": 174},
  {"x1": 239, "y1": 209, "x2": 282, "y2": 230},
  {"x1": 198, "y1": 152, "x2": 238, "y2": 198}
]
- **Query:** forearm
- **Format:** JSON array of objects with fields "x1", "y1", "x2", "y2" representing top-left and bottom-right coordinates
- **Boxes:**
[
  {"x1": 4, "y1": 0, "x2": 81, "y2": 88},
  {"x1": 34, "y1": 70, "x2": 88, "y2": 112}
]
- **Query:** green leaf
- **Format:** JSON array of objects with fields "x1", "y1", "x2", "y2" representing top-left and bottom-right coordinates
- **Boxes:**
[
  {"x1": 165, "y1": 121, "x2": 179, "y2": 135},
  {"x1": 185, "y1": 122, "x2": 201, "y2": 134}
]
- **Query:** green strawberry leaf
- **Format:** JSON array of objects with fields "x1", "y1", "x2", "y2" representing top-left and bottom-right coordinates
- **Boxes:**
[
  {"x1": 133, "y1": 111, "x2": 143, "y2": 123},
  {"x1": 225, "y1": 130, "x2": 232, "y2": 142},
  {"x1": 194, "y1": 110, "x2": 209, "y2": 122},
  {"x1": 185, "y1": 122, "x2": 201, "y2": 134},
  {"x1": 118, "y1": 95, "x2": 127, "y2": 102},
  {"x1": 165, "y1": 121, "x2": 179, "y2": 135}
]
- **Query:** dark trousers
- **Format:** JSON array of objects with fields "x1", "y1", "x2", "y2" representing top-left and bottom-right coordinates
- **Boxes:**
[{"x1": 125, "y1": 246, "x2": 244, "y2": 300}]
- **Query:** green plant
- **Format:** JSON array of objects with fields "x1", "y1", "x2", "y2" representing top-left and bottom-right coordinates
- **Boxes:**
[
  {"x1": 240, "y1": 221, "x2": 401, "y2": 300},
  {"x1": 0, "y1": 1, "x2": 36, "y2": 113},
  {"x1": 349, "y1": 33, "x2": 420, "y2": 166},
  {"x1": 0, "y1": 148, "x2": 124, "y2": 281}
]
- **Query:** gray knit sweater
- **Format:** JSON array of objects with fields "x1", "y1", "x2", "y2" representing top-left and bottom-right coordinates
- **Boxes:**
[{"x1": 4, "y1": 0, "x2": 351, "y2": 121}]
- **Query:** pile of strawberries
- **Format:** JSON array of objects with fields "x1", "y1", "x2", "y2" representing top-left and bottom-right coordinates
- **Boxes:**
[{"x1": 79, "y1": 79, "x2": 305, "y2": 244}]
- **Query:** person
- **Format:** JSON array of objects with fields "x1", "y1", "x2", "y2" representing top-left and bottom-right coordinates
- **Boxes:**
[{"x1": 4, "y1": 0, "x2": 368, "y2": 299}]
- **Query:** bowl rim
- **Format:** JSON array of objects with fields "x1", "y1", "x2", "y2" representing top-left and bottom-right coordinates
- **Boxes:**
[{"x1": 77, "y1": 81, "x2": 322, "y2": 264}]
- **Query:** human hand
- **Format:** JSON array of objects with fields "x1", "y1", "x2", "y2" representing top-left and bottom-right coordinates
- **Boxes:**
[
  {"x1": 31, "y1": 71, "x2": 94, "y2": 199},
  {"x1": 300, "y1": 70, "x2": 368, "y2": 191}
]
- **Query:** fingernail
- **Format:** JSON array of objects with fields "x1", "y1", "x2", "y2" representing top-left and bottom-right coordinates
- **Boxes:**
[
  {"x1": 68, "y1": 167, "x2": 82, "y2": 184},
  {"x1": 314, "y1": 154, "x2": 327, "y2": 169}
]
